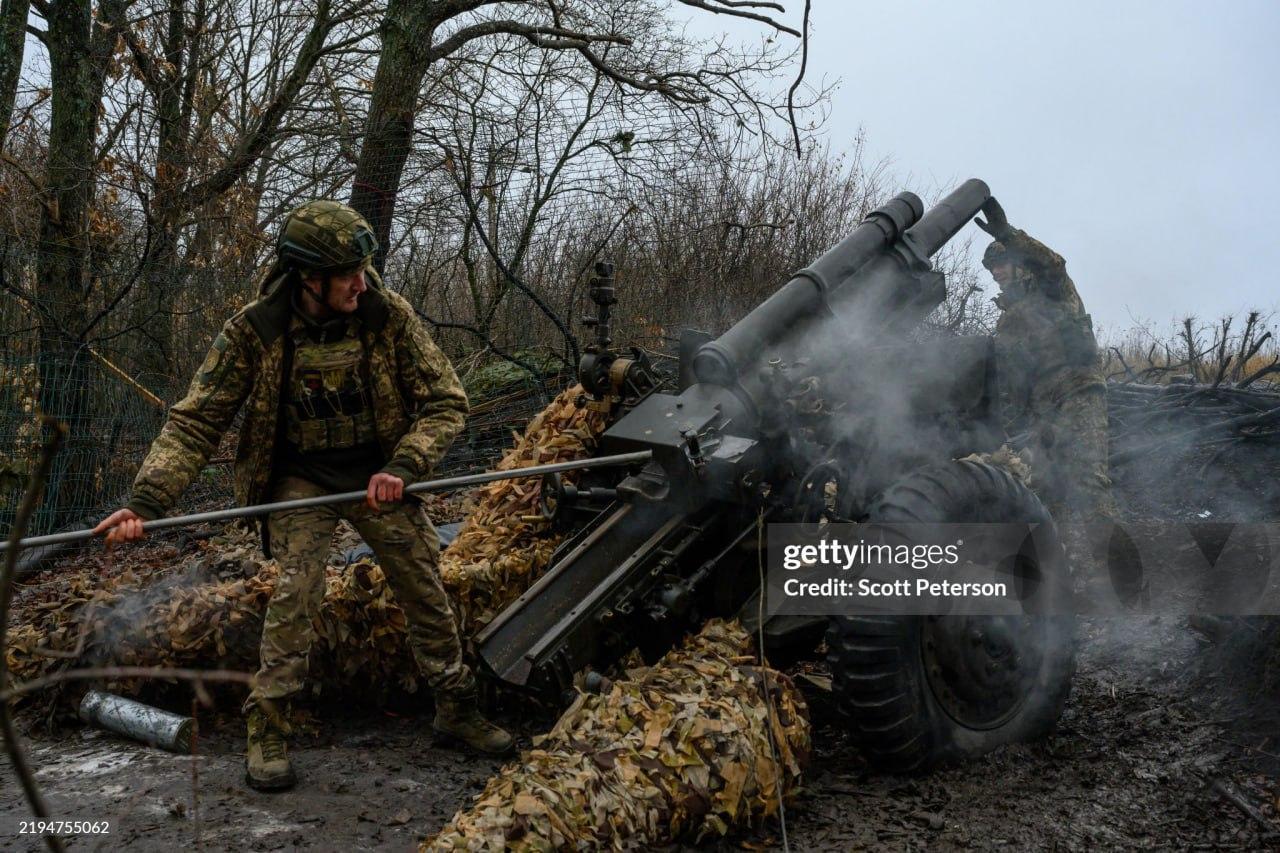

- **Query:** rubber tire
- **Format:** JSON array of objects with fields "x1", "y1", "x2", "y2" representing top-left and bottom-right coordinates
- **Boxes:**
[{"x1": 825, "y1": 460, "x2": 1077, "y2": 773}]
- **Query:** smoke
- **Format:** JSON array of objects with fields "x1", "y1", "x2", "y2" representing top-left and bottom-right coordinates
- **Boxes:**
[
  {"x1": 80, "y1": 531, "x2": 267, "y2": 667},
  {"x1": 1104, "y1": 380, "x2": 1280, "y2": 711},
  {"x1": 758, "y1": 255, "x2": 1002, "y2": 505},
  {"x1": 774, "y1": 251, "x2": 1280, "y2": 725}
]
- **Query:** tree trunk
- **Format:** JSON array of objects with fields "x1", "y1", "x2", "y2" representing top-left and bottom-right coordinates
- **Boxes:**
[
  {"x1": 34, "y1": 0, "x2": 116, "y2": 531},
  {"x1": 129, "y1": 0, "x2": 192, "y2": 384},
  {"x1": 348, "y1": 0, "x2": 437, "y2": 272},
  {"x1": 0, "y1": 0, "x2": 31, "y2": 148}
]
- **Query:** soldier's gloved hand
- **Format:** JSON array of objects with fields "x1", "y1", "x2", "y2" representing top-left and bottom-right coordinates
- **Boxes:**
[
  {"x1": 93, "y1": 508, "x2": 147, "y2": 548},
  {"x1": 366, "y1": 472, "x2": 405, "y2": 512},
  {"x1": 974, "y1": 197, "x2": 1013, "y2": 240}
]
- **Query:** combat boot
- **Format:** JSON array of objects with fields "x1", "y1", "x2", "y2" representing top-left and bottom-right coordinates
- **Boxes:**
[
  {"x1": 245, "y1": 707, "x2": 296, "y2": 791},
  {"x1": 432, "y1": 689, "x2": 515, "y2": 756}
]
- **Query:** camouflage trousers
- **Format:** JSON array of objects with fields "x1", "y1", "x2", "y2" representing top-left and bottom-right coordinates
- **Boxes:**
[
  {"x1": 1025, "y1": 383, "x2": 1116, "y2": 525},
  {"x1": 1023, "y1": 384, "x2": 1121, "y2": 601},
  {"x1": 245, "y1": 475, "x2": 474, "y2": 713}
]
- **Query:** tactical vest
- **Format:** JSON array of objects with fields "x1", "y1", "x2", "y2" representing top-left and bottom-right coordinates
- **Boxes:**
[{"x1": 284, "y1": 320, "x2": 378, "y2": 453}]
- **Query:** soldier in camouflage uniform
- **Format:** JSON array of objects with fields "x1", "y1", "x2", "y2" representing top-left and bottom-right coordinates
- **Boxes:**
[
  {"x1": 975, "y1": 200, "x2": 1117, "y2": 596},
  {"x1": 94, "y1": 200, "x2": 513, "y2": 792}
]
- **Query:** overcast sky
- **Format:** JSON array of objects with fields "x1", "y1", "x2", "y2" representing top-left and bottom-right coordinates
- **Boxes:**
[
  {"x1": 687, "y1": 0, "x2": 1280, "y2": 337},
  {"x1": 15, "y1": 3, "x2": 1277, "y2": 336}
]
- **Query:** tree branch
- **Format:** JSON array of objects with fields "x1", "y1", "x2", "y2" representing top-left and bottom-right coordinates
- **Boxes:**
[
  {"x1": 571, "y1": 43, "x2": 708, "y2": 103},
  {"x1": 95, "y1": 101, "x2": 137, "y2": 163},
  {"x1": 0, "y1": 666, "x2": 253, "y2": 704},
  {"x1": 184, "y1": 0, "x2": 338, "y2": 205},
  {"x1": 80, "y1": 220, "x2": 152, "y2": 341},
  {"x1": 429, "y1": 18, "x2": 631, "y2": 63},
  {"x1": 445, "y1": 143, "x2": 581, "y2": 368},
  {"x1": 786, "y1": 0, "x2": 810, "y2": 156},
  {"x1": 414, "y1": 308, "x2": 556, "y2": 387},
  {"x1": 0, "y1": 151, "x2": 58, "y2": 221},
  {"x1": 676, "y1": 0, "x2": 801, "y2": 37},
  {"x1": 1238, "y1": 355, "x2": 1280, "y2": 390},
  {"x1": 100, "y1": 3, "x2": 167, "y2": 94},
  {"x1": 1108, "y1": 346, "x2": 1139, "y2": 382}
]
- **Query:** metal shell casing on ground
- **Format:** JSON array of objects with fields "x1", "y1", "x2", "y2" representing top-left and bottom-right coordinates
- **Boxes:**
[{"x1": 78, "y1": 690, "x2": 194, "y2": 753}]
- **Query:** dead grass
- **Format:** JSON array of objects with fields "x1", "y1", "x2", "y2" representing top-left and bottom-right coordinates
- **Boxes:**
[{"x1": 1101, "y1": 311, "x2": 1280, "y2": 388}]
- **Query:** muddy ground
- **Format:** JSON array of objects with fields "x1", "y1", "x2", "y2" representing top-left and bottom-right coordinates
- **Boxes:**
[
  {"x1": 2, "y1": 614, "x2": 1276, "y2": 851},
  {"x1": 4, "y1": 406, "x2": 1280, "y2": 851}
]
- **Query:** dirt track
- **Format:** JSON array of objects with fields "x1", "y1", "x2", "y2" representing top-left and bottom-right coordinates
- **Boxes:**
[
  {"x1": 4, "y1": 405, "x2": 1280, "y2": 851},
  {"x1": 785, "y1": 617, "x2": 1277, "y2": 851},
  {"x1": 2, "y1": 612, "x2": 1276, "y2": 852}
]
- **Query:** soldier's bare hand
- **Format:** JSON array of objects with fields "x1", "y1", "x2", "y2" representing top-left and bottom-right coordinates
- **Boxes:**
[
  {"x1": 974, "y1": 197, "x2": 1011, "y2": 239},
  {"x1": 93, "y1": 508, "x2": 147, "y2": 549},
  {"x1": 366, "y1": 472, "x2": 404, "y2": 512}
]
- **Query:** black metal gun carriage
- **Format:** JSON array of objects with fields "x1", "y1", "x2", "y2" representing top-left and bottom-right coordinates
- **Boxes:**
[{"x1": 477, "y1": 180, "x2": 1075, "y2": 771}]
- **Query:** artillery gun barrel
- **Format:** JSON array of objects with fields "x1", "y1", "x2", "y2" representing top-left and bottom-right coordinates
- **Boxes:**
[
  {"x1": 476, "y1": 178, "x2": 1002, "y2": 700},
  {"x1": 901, "y1": 178, "x2": 993, "y2": 259},
  {"x1": 0, "y1": 450, "x2": 653, "y2": 554},
  {"x1": 692, "y1": 180, "x2": 993, "y2": 388},
  {"x1": 692, "y1": 192, "x2": 924, "y2": 386}
]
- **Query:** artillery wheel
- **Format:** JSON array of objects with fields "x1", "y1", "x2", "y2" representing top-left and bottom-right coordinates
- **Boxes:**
[{"x1": 825, "y1": 460, "x2": 1076, "y2": 773}]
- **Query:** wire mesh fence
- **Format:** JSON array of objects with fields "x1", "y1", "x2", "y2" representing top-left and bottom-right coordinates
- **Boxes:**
[
  {"x1": 0, "y1": 3, "x2": 923, "y2": 541},
  {"x1": 0, "y1": 129, "x2": 989, "y2": 543},
  {"x1": 1, "y1": 106, "x2": 907, "y2": 542},
  {"x1": 0, "y1": 289, "x2": 571, "y2": 541}
]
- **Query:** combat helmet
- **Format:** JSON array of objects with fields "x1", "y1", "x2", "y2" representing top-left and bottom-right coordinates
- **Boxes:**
[
  {"x1": 277, "y1": 200, "x2": 378, "y2": 274},
  {"x1": 982, "y1": 240, "x2": 1011, "y2": 270}
]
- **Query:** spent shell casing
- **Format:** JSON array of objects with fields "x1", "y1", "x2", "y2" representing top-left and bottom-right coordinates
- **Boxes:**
[{"x1": 78, "y1": 690, "x2": 194, "y2": 753}]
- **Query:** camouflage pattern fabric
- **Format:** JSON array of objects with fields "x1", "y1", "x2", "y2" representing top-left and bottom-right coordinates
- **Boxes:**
[
  {"x1": 277, "y1": 199, "x2": 378, "y2": 273},
  {"x1": 982, "y1": 239, "x2": 1009, "y2": 268},
  {"x1": 278, "y1": 306, "x2": 386, "y2": 493},
  {"x1": 246, "y1": 475, "x2": 474, "y2": 713},
  {"x1": 1023, "y1": 383, "x2": 1116, "y2": 525},
  {"x1": 1, "y1": 361, "x2": 41, "y2": 492},
  {"x1": 284, "y1": 328, "x2": 378, "y2": 456},
  {"x1": 990, "y1": 228, "x2": 1115, "y2": 526},
  {"x1": 126, "y1": 265, "x2": 468, "y2": 557}
]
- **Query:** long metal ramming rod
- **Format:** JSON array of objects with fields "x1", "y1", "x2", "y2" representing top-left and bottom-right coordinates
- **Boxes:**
[{"x1": 0, "y1": 451, "x2": 653, "y2": 554}]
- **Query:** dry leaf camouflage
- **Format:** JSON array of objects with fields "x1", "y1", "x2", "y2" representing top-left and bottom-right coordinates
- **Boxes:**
[
  {"x1": 1, "y1": 361, "x2": 41, "y2": 488},
  {"x1": 8, "y1": 383, "x2": 814, "y2": 849},
  {"x1": 440, "y1": 385, "x2": 607, "y2": 637},
  {"x1": 425, "y1": 619, "x2": 810, "y2": 851},
  {"x1": 7, "y1": 385, "x2": 606, "y2": 704}
]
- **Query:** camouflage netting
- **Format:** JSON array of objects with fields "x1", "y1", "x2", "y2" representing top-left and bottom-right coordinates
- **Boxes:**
[
  {"x1": 958, "y1": 444, "x2": 1033, "y2": 486},
  {"x1": 425, "y1": 619, "x2": 810, "y2": 851},
  {"x1": 5, "y1": 385, "x2": 606, "y2": 703},
  {"x1": 9, "y1": 383, "x2": 813, "y2": 848},
  {"x1": 441, "y1": 387, "x2": 607, "y2": 638}
]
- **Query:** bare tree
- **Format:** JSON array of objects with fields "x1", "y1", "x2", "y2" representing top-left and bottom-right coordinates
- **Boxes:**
[
  {"x1": 348, "y1": 0, "x2": 806, "y2": 271},
  {"x1": 99, "y1": 0, "x2": 373, "y2": 380},
  {"x1": 0, "y1": 0, "x2": 839, "y2": 532},
  {"x1": 23, "y1": 0, "x2": 126, "y2": 529},
  {"x1": 0, "y1": 0, "x2": 32, "y2": 148}
]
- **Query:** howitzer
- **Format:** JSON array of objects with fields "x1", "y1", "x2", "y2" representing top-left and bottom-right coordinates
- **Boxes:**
[{"x1": 477, "y1": 180, "x2": 1076, "y2": 771}]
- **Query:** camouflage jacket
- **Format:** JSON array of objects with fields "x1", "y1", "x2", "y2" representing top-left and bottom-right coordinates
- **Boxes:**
[
  {"x1": 993, "y1": 228, "x2": 1104, "y2": 427},
  {"x1": 126, "y1": 268, "x2": 468, "y2": 536}
]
